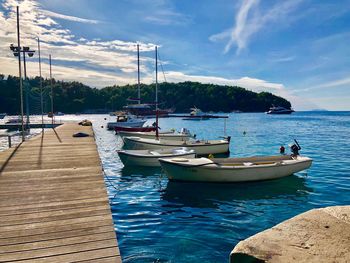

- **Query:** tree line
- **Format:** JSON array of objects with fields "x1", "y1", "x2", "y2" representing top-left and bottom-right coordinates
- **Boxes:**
[{"x1": 0, "y1": 74, "x2": 291, "y2": 114}]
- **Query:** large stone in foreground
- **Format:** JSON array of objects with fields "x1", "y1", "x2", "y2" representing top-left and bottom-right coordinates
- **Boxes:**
[{"x1": 230, "y1": 206, "x2": 350, "y2": 263}]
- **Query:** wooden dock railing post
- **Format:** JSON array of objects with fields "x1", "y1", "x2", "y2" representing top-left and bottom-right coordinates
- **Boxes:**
[{"x1": 8, "y1": 135, "x2": 11, "y2": 148}]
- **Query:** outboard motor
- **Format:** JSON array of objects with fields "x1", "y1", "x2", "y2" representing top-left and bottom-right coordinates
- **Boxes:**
[
  {"x1": 290, "y1": 139, "x2": 301, "y2": 156},
  {"x1": 181, "y1": 128, "x2": 190, "y2": 134}
]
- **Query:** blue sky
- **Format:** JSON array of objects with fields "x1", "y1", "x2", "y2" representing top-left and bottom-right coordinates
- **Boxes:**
[{"x1": 1, "y1": 0, "x2": 350, "y2": 110}]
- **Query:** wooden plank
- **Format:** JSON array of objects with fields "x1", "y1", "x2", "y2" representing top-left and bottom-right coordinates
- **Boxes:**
[
  {"x1": 0, "y1": 199, "x2": 108, "y2": 216},
  {"x1": 8, "y1": 247, "x2": 121, "y2": 263},
  {"x1": 0, "y1": 219, "x2": 114, "y2": 239},
  {"x1": 0, "y1": 123, "x2": 121, "y2": 262},
  {"x1": 0, "y1": 239, "x2": 118, "y2": 262},
  {"x1": 0, "y1": 225, "x2": 114, "y2": 246}
]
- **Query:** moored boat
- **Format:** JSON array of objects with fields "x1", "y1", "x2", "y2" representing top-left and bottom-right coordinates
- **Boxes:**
[
  {"x1": 266, "y1": 106, "x2": 294, "y2": 114},
  {"x1": 122, "y1": 136, "x2": 230, "y2": 155},
  {"x1": 183, "y1": 107, "x2": 210, "y2": 120},
  {"x1": 118, "y1": 147, "x2": 195, "y2": 167},
  {"x1": 0, "y1": 113, "x2": 6, "y2": 119},
  {"x1": 114, "y1": 126, "x2": 157, "y2": 133},
  {"x1": 117, "y1": 128, "x2": 193, "y2": 141},
  {"x1": 159, "y1": 155, "x2": 312, "y2": 183},
  {"x1": 5, "y1": 117, "x2": 21, "y2": 124},
  {"x1": 107, "y1": 114, "x2": 146, "y2": 130}
]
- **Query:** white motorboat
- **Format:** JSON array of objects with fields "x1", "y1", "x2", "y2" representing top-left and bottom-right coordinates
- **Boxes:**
[
  {"x1": 159, "y1": 155, "x2": 312, "y2": 183},
  {"x1": 266, "y1": 105, "x2": 294, "y2": 114},
  {"x1": 107, "y1": 114, "x2": 146, "y2": 130},
  {"x1": 183, "y1": 107, "x2": 210, "y2": 120},
  {"x1": 118, "y1": 147, "x2": 196, "y2": 167},
  {"x1": 117, "y1": 128, "x2": 193, "y2": 141},
  {"x1": 122, "y1": 136, "x2": 230, "y2": 155}
]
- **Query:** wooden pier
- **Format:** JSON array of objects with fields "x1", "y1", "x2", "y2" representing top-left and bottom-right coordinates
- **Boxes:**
[
  {"x1": 0, "y1": 123, "x2": 121, "y2": 262},
  {"x1": 0, "y1": 123, "x2": 61, "y2": 130}
]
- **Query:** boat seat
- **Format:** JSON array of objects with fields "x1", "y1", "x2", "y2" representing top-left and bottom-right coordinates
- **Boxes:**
[
  {"x1": 243, "y1": 162, "x2": 254, "y2": 166},
  {"x1": 149, "y1": 151, "x2": 161, "y2": 155}
]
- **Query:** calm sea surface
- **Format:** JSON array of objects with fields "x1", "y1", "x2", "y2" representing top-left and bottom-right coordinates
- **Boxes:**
[{"x1": 1, "y1": 111, "x2": 349, "y2": 262}]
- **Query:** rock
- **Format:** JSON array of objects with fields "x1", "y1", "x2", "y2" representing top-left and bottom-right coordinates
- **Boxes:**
[{"x1": 230, "y1": 206, "x2": 350, "y2": 263}]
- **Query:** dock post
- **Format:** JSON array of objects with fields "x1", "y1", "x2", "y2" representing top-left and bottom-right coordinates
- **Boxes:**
[{"x1": 8, "y1": 135, "x2": 11, "y2": 148}]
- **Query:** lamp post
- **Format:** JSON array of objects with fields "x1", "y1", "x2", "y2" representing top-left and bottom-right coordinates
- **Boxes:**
[
  {"x1": 37, "y1": 37, "x2": 44, "y2": 132},
  {"x1": 22, "y1": 46, "x2": 35, "y2": 129},
  {"x1": 9, "y1": 6, "x2": 24, "y2": 141},
  {"x1": 9, "y1": 44, "x2": 35, "y2": 130}
]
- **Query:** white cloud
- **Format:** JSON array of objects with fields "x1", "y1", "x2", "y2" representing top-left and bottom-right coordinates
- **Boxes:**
[
  {"x1": 0, "y1": 0, "x2": 317, "y2": 110},
  {"x1": 144, "y1": 9, "x2": 191, "y2": 26},
  {"x1": 210, "y1": 0, "x2": 303, "y2": 54},
  {"x1": 41, "y1": 10, "x2": 99, "y2": 24},
  {"x1": 163, "y1": 71, "x2": 316, "y2": 110},
  {"x1": 0, "y1": 0, "x2": 156, "y2": 83},
  {"x1": 269, "y1": 56, "x2": 295, "y2": 63},
  {"x1": 295, "y1": 77, "x2": 350, "y2": 93}
]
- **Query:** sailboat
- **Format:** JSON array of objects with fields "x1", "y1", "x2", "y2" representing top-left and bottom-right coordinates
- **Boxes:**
[
  {"x1": 121, "y1": 47, "x2": 231, "y2": 156},
  {"x1": 117, "y1": 46, "x2": 197, "y2": 166},
  {"x1": 123, "y1": 44, "x2": 173, "y2": 117}
]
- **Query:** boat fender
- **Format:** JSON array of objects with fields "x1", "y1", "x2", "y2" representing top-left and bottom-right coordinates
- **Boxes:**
[
  {"x1": 193, "y1": 134, "x2": 196, "y2": 139},
  {"x1": 226, "y1": 136, "x2": 231, "y2": 142}
]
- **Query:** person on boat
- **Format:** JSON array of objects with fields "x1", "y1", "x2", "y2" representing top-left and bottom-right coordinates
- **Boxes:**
[
  {"x1": 280, "y1": 145, "x2": 285, "y2": 154},
  {"x1": 290, "y1": 140, "x2": 301, "y2": 157}
]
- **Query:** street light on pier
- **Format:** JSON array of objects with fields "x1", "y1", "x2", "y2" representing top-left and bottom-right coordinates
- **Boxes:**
[
  {"x1": 10, "y1": 6, "x2": 24, "y2": 141},
  {"x1": 10, "y1": 44, "x2": 35, "y2": 129}
]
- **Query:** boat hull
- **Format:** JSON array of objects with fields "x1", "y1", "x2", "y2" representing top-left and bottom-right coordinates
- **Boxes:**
[
  {"x1": 114, "y1": 126, "x2": 157, "y2": 132},
  {"x1": 107, "y1": 120, "x2": 146, "y2": 130},
  {"x1": 159, "y1": 156, "x2": 312, "y2": 182},
  {"x1": 266, "y1": 111, "x2": 294, "y2": 114},
  {"x1": 118, "y1": 149, "x2": 195, "y2": 167},
  {"x1": 118, "y1": 131, "x2": 192, "y2": 141},
  {"x1": 123, "y1": 137, "x2": 230, "y2": 155}
]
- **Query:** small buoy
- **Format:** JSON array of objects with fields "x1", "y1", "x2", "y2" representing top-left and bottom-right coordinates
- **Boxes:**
[
  {"x1": 208, "y1": 154, "x2": 214, "y2": 159},
  {"x1": 101, "y1": 126, "x2": 104, "y2": 128},
  {"x1": 243, "y1": 131, "x2": 247, "y2": 135},
  {"x1": 104, "y1": 118, "x2": 107, "y2": 120}
]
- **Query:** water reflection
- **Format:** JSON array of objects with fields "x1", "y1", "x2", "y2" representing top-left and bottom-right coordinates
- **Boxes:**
[
  {"x1": 121, "y1": 166, "x2": 162, "y2": 177},
  {"x1": 162, "y1": 175, "x2": 312, "y2": 208}
]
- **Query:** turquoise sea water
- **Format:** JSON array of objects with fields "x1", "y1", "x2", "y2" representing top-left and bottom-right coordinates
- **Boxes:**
[
  {"x1": 91, "y1": 111, "x2": 350, "y2": 262},
  {"x1": 2, "y1": 112, "x2": 348, "y2": 262}
]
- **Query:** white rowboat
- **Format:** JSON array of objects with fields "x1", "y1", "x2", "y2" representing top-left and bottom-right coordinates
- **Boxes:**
[
  {"x1": 122, "y1": 136, "x2": 230, "y2": 155},
  {"x1": 117, "y1": 129, "x2": 193, "y2": 141},
  {"x1": 118, "y1": 147, "x2": 196, "y2": 167},
  {"x1": 159, "y1": 155, "x2": 312, "y2": 182}
]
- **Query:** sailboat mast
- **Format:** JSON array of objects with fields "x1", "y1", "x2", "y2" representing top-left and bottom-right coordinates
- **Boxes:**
[
  {"x1": 155, "y1": 46, "x2": 159, "y2": 139},
  {"x1": 137, "y1": 44, "x2": 140, "y2": 104},
  {"x1": 155, "y1": 46, "x2": 158, "y2": 110}
]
